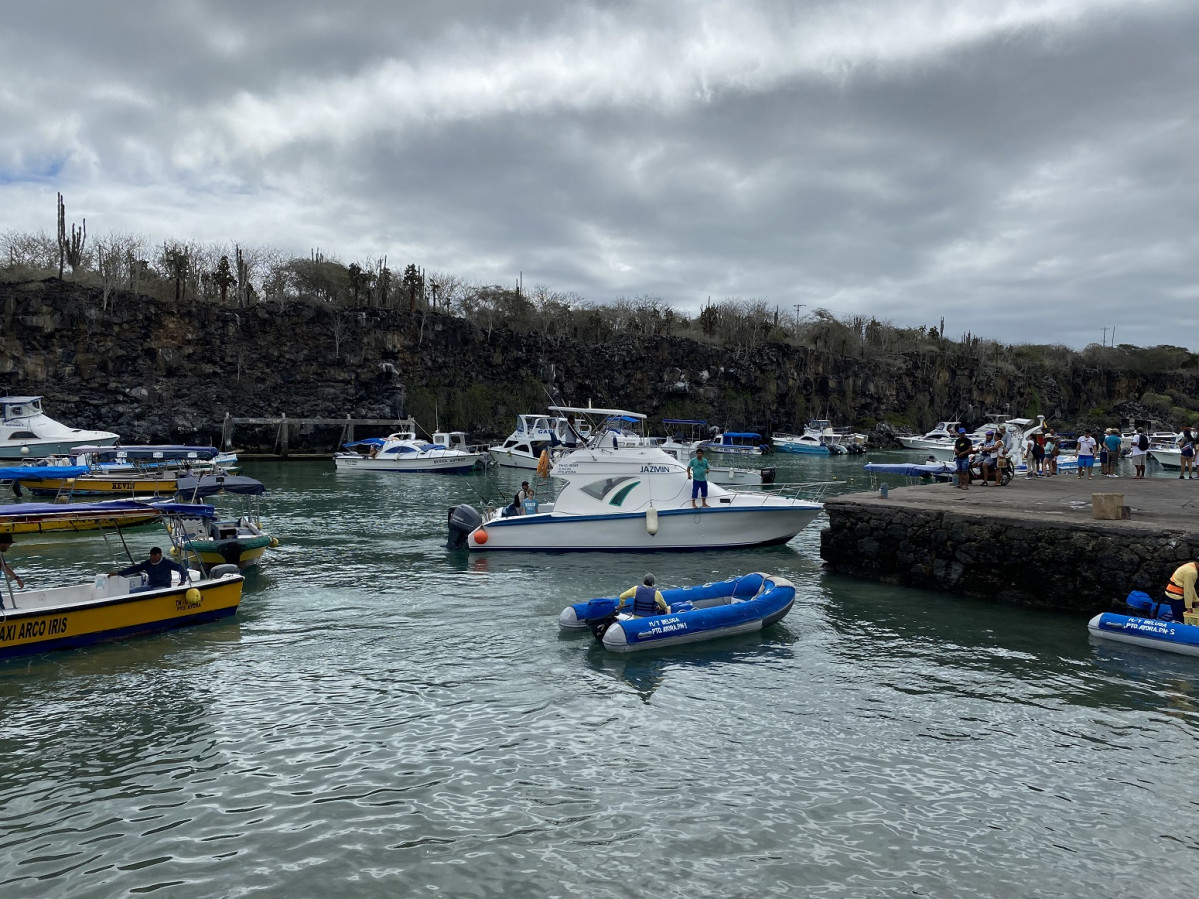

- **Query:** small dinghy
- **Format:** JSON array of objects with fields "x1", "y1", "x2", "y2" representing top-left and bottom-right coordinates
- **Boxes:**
[
  {"x1": 559, "y1": 572, "x2": 796, "y2": 652},
  {"x1": 1087, "y1": 591, "x2": 1199, "y2": 657}
]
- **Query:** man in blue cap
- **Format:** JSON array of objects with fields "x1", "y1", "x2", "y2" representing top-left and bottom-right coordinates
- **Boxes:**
[{"x1": 952, "y1": 427, "x2": 973, "y2": 490}]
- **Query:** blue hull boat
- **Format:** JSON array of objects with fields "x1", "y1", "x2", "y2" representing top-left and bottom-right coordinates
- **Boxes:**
[
  {"x1": 558, "y1": 572, "x2": 796, "y2": 653},
  {"x1": 1087, "y1": 591, "x2": 1199, "y2": 657}
]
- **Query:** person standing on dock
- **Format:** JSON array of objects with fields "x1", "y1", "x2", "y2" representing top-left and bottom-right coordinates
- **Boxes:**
[
  {"x1": 1130, "y1": 429, "x2": 1149, "y2": 479},
  {"x1": 953, "y1": 427, "x2": 973, "y2": 490},
  {"x1": 1102, "y1": 429, "x2": 1122, "y2": 477},
  {"x1": 1178, "y1": 428, "x2": 1195, "y2": 480},
  {"x1": 1076, "y1": 430, "x2": 1097, "y2": 480},
  {"x1": 992, "y1": 427, "x2": 1008, "y2": 485},
  {"x1": 1162, "y1": 558, "x2": 1198, "y2": 622}
]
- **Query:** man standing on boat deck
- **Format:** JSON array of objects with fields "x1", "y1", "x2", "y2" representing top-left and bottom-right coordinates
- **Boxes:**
[
  {"x1": 953, "y1": 427, "x2": 973, "y2": 490},
  {"x1": 618, "y1": 573, "x2": 669, "y2": 617},
  {"x1": 688, "y1": 448, "x2": 711, "y2": 508},
  {"x1": 1162, "y1": 558, "x2": 1199, "y2": 622},
  {"x1": 0, "y1": 534, "x2": 25, "y2": 597},
  {"x1": 111, "y1": 547, "x2": 187, "y2": 591},
  {"x1": 518, "y1": 481, "x2": 535, "y2": 503}
]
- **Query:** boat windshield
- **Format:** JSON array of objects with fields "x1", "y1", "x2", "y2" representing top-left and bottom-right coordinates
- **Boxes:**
[{"x1": 579, "y1": 476, "x2": 639, "y2": 503}]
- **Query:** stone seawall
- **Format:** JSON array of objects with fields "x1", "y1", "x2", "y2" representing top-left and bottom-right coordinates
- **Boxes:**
[{"x1": 819, "y1": 481, "x2": 1198, "y2": 614}]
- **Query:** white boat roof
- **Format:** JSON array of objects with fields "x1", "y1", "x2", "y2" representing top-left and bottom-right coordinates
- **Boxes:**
[
  {"x1": 548, "y1": 405, "x2": 646, "y2": 421},
  {"x1": 0, "y1": 396, "x2": 43, "y2": 404}
]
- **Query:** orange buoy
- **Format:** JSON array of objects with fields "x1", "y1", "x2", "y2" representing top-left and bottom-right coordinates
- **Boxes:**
[{"x1": 473, "y1": 528, "x2": 488, "y2": 545}]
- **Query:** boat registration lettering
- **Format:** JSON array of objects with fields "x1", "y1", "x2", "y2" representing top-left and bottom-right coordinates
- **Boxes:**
[
  {"x1": 1119, "y1": 619, "x2": 1175, "y2": 636},
  {"x1": 645, "y1": 616, "x2": 687, "y2": 636},
  {"x1": 175, "y1": 595, "x2": 203, "y2": 611},
  {"x1": 0, "y1": 617, "x2": 68, "y2": 642},
  {"x1": 639, "y1": 465, "x2": 673, "y2": 473},
  {"x1": 108, "y1": 481, "x2": 138, "y2": 490}
]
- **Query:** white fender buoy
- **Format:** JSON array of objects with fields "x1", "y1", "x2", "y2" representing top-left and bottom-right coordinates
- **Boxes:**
[{"x1": 645, "y1": 507, "x2": 659, "y2": 536}]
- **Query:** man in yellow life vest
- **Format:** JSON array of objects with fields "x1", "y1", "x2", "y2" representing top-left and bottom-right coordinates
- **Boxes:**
[
  {"x1": 617, "y1": 573, "x2": 669, "y2": 617},
  {"x1": 1163, "y1": 559, "x2": 1199, "y2": 622}
]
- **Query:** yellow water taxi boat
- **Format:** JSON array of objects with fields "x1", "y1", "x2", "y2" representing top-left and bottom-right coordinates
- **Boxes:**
[{"x1": 0, "y1": 502, "x2": 245, "y2": 659}]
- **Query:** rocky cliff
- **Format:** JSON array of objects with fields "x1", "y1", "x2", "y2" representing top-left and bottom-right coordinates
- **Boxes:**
[{"x1": 1, "y1": 279, "x2": 1194, "y2": 451}]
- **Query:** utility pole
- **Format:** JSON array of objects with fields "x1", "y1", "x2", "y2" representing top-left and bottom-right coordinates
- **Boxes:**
[
  {"x1": 793, "y1": 304, "x2": 806, "y2": 330},
  {"x1": 1102, "y1": 327, "x2": 1108, "y2": 347}
]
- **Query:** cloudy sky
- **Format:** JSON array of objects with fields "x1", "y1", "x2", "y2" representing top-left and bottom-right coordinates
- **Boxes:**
[{"x1": 2, "y1": 0, "x2": 1195, "y2": 350}]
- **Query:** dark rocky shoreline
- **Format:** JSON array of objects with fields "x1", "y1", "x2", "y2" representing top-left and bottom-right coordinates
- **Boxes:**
[{"x1": 2, "y1": 278, "x2": 1195, "y2": 452}]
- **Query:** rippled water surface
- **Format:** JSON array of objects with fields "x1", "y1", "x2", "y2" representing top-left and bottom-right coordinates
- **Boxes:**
[{"x1": 1, "y1": 454, "x2": 1196, "y2": 898}]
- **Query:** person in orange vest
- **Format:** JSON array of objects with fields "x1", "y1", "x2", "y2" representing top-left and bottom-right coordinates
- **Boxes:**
[{"x1": 1163, "y1": 559, "x2": 1199, "y2": 622}]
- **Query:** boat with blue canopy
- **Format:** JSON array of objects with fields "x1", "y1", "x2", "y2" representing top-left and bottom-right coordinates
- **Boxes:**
[
  {"x1": 558, "y1": 572, "x2": 796, "y2": 652},
  {"x1": 0, "y1": 498, "x2": 163, "y2": 534}
]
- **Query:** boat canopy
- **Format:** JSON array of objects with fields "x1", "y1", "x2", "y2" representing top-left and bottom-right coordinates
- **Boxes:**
[
  {"x1": 662, "y1": 419, "x2": 707, "y2": 426},
  {"x1": 175, "y1": 475, "x2": 266, "y2": 498},
  {"x1": 0, "y1": 499, "x2": 163, "y2": 517},
  {"x1": 342, "y1": 438, "x2": 386, "y2": 449},
  {"x1": 721, "y1": 432, "x2": 762, "y2": 440},
  {"x1": 0, "y1": 465, "x2": 92, "y2": 480}
]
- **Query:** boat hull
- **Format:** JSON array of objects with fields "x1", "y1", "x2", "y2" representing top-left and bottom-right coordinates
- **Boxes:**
[
  {"x1": 773, "y1": 441, "x2": 833, "y2": 455},
  {"x1": 0, "y1": 575, "x2": 243, "y2": 659},
  {"x1": 24, "y1": 475, "x2": 179, "y2": 496},
  {"x1": 174, "y1": 534, "x2": 275, "y2": 568},
  {"x1": 469, "y1": 505, "x2": 821, "y2": 552},
  {"x1": 0, "y1": 510, "x2": 160, "y2": 535},
  {"x1": 334, "y1": 452, "x2": 484, "y2": 473},
  {"x1": 1087, "y1": 612, "x2": 1199, "y2": 657},
  {"x1": 487, "y1": 449, "x2": 543, "y2": 470}
]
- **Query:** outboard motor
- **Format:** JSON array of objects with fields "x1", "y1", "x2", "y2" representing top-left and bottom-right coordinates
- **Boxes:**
[
  {"x1": 446, "y1": 504, "x2": 483, "y2": 550},
  {"x1": 760, "y1": 467, "x2": 777, "y2": 485}
]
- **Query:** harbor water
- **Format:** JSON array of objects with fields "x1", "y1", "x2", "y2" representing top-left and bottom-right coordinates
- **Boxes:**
[{"x1": 1, "y1": 452, "x2": 1196, "y2": 898}]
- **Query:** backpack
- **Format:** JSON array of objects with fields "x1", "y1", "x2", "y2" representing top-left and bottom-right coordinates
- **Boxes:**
[{"x1": 1138, "y1": 434, "x2": 1149, "y2": 451}]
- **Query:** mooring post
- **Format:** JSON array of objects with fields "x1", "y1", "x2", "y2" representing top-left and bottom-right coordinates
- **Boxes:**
[
  {"x1": 278, "y1": 413, "x2": 289, "y2": 457},
  {"x1": 222, "y1": 412, "x2": 233, "y2": 451}
]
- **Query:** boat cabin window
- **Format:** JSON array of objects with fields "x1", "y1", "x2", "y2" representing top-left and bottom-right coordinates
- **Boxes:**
[
  {"x1": 9, "y1": 430, "x2": 37, "y2": 440},
  {"x1": 580, "y1": 476, "x2": 641, "y2": 506}
]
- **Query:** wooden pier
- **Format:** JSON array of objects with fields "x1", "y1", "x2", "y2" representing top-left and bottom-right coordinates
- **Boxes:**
[
  {"x1": 820, "y1": 475, "x2": 1199, "y2": 613},
  {"x1": 220, "y1": 413, "x2": 415, "y2": 457}
]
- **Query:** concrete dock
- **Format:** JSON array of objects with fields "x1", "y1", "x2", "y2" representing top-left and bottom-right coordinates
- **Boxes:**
[{"x1": 820, "y1": 474, "x2": 1199, "y2": 613}]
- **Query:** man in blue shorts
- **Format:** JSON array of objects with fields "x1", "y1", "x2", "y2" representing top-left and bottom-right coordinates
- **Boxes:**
[
  {"x1": 688, "y1": 448, "x2": 711, "y2": 508},
  {"x1": 1075, "y1": 429, "x2": 1097, "y2": 479}
]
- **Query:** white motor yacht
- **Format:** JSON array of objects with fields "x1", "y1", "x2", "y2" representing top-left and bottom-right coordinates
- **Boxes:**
[
  {"x1": 335, "y1": 422, "x2": 486, "y2": 473},
  {"x1": 0, "y1": 396, "x2": 119, "y2": 459},
  {"x1": 447, "y1": 406, "x2": 822, "y2": 552}
]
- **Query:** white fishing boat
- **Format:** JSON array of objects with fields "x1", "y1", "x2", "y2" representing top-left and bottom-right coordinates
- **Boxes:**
[
  {"x1": 773, "y1": 421, "x2": 846, "y2": 455},
  {"x1": 335, "y1": 422, "x2": 486, "y2": 473},
  {"x1": 446, "y1": 406, "x2": 822, "y2": 552},
  {"x1": 0, "y1": 396, "x2": 119, "y2": 460},
  {"x1": 703, "y1": 431, "x2": 767, "y2": 456},
  {"x1": 896, "y1": 421, "x2": 961, "y2": 455},
  {"x1": 487, "y1": 413, "x2": 589, "y2": 470}
]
